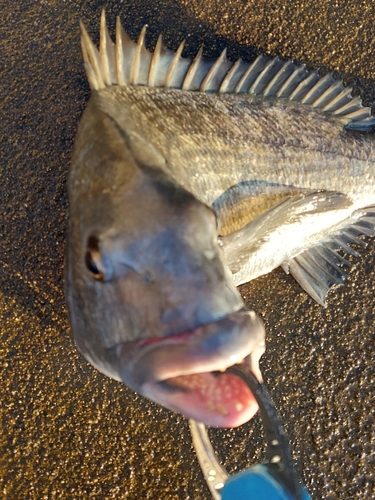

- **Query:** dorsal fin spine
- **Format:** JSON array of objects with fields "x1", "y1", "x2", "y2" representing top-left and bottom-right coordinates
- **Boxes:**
[
  {"x1": 301, "y1": 73, "x2": 336, "y2": 104},
  {"x1": 289, "y1": 70, "x2": 319, "y2": 101},
  {"x1": 322, "y1": 87, "x2": 352, "y2": 112},
  {"x1": 263, "y1": 60, "x2": 294, "y2": 97},
  {"x1": 182, "y1": 45, "x2": 204, "y2": 90},
  {"x1": 234, "y1": 55, "x2": 267, "y2": 93},
  {"x1": 99, "y1": 11, "x2": 109, "y2": 83},
  {"x1": 333, "y1": 96, "x2": 363, "y2": 115},
  {"x1": 100, "y1": 10, "x2": 115, "y2": 86},
  {"x1": 200, "y1": 48, "x2": 229, "y2": 92},
  {"x1": 276, "y1": 65, "x2": 308, "y2": 97},
  {"x1": 80, "y1": 20, "x2": 104, "y2": 90},
  {"x1": 345, "y1": 107, "x2": 371, "y2": 120},
  {"x1": 219, "y1": 58, "x2": 244, "y2": 93},
  {"x1": 115, "y1": 16, "x2": 135, "y2": 86},
  {"x1": 148, "y1": 35, "x2": 163, "y2": 87},
  {"x1": 131, "y1": 25, "x2": 147, "y2": 85},
  {"x1": 164, "y1": 40, "x2": 186, "y2": 87},
  {"x1": 80, "y1": 37, "x2": 97, "y2": 89},
  {"x1": 311, "y1": 80, "x2": 344, "y2": 108},
  {"x1": 115, "y1": 17, "x2": 125, "y2": 85},
  {"x1": 249, "y1": 57, "x2": 280, "y2": 94}
]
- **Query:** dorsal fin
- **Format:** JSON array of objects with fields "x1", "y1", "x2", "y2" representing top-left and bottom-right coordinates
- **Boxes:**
[{"x1": 80, "y1": 10, "x2": 375, "y2": 132}]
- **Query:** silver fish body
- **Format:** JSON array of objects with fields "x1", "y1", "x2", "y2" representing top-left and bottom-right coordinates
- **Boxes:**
[
  {"x1": 89, "y1": 85, "x2": 375, "y2": 288},
  {"x1": 66, "y1": 12, "x2": 375, "y2": 427}
]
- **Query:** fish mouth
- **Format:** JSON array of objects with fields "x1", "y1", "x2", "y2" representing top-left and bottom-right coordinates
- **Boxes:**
[{"x1": 118, "y1": 310, "x2": 265, "y2": 427}]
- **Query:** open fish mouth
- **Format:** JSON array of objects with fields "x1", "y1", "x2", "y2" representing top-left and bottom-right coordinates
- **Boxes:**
[
  {"x1": 157, "y1": 364, "x2": 261, "y2": 428},
  {"x1": 118, "y1": 310, "x2": 265, "y2": 427}
]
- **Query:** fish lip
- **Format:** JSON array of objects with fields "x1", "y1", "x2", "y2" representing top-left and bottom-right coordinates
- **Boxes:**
[
  {"x1": 120, "y1": 309, "x2": 264, "y2": 387},
  {"x1": 118, "y1": 309, "x2": 265, "y2": 426}
]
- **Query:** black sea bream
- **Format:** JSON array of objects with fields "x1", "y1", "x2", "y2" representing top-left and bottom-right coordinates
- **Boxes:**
[{"x1": 66, "y1": 11, "x2": 375, "y2": 427}]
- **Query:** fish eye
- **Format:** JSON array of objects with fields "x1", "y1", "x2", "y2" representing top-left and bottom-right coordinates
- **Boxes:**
[{"x1": 85, "y1": 235, "x2": 106, "y2": 280}]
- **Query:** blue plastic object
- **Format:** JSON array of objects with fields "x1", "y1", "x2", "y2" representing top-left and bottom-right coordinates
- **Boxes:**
[
  {"x1": 221, "y1": 464, "x2": 311, "y2": 500},
  {"x1": 190, "y1": 364, "x2": 313, "y2": 500}
]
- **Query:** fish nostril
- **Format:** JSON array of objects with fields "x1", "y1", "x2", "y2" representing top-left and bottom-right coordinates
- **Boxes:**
[
  {"x1": 143, "y1": 270, "x2": 155, "y2": 283},
  {"x1": 85, "y1": 235, "x2": 106, "y2": 280},
  {"x1": 85, "y1": 250, "x2": 105, "y2": 279}
]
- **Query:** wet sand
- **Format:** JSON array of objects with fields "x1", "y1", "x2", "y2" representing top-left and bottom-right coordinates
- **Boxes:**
[{"x1": 1, "y1": 1, "x2": 374, "y2": 498}]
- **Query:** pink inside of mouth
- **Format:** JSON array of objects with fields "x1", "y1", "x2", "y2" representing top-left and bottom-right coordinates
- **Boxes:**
[{"x1": 164, "y1": 370, "x2": 259, "y2": 427}]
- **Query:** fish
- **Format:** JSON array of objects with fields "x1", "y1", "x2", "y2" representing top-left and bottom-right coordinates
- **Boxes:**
[{"x1": 66, "y1": 10, "x2": 375, "y2": 428}]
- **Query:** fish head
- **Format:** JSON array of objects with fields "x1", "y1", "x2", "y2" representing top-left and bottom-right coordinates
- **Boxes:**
[{"x1": 67, "y1": 96, "x2": 265, "y2": 427}]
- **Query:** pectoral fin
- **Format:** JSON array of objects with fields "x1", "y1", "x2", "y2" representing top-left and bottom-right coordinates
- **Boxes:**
[
  {"x1": 222, "y1": 190, "x2": 353, "y2": 276},
  {"x1": 282, "y1": 206, "x2": 375, "y2": 306},
  {"x1": 222, "y1": 192, "x2": 375, "y2": 306}
]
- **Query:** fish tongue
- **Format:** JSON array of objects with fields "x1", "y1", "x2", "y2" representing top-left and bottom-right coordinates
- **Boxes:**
[
  {"x1": 171, "y1": 362, "x2": 257, "y2": 412},
  {"x1": 155, "y1": 362, "x2": 261, "y2": 428}
]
